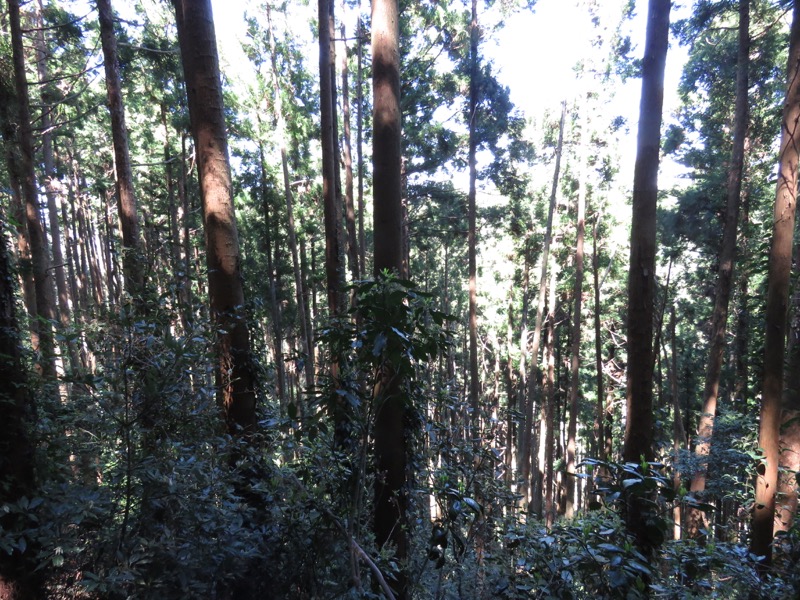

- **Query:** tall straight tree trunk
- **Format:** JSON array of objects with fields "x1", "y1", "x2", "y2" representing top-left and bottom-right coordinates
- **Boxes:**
[
  {"x1": 265, "y1": 6, "x2": 314, "y2": 386},
  {"x1": 319, "y1": 0, "x2": 344, "y2": 318},
  {"x1": 468, "y1": 0, "x2": 481, "y2": 443},
  {"x1": 593, "y1": 213, "x2": 606, "y2": 461},
  {"x1": 669, "y1": 306, "x2": 685, "y2": 539},
  {"x1": 751, "y1": 0, "x2": 800, "y2": 566},
  {"x1": 173, "y1": 0, "x2": 257, "y2": 435},
  {"x1": 8, "y1": 0, "x2": 58, "y2": 384},
  {"x1": 624, "y1": 0, "x2": 670, "y2": 465},
  {"x1": 371, "y1": 0, "x2": 406, "y2": 596},
  {"x1": 543, "y1": 263, "x2": 558, "y2": 528},
  {"x1": 356, "y1": 7, "x2": 366, "y2": 277},
  {"x1": 623, "y1": 0, "x2": 670, "y2": 555},
  {"x1": 340, "y1": 0, "x2": 359, "y2": 284},
  {"x1": 96, "y1": 0, "x2": 144, "y2": 297},
  {"x1": 519, "y1": 101, "x2": 565, "y2": 502},
  {"x1": 687, "y1": 0, "x2": 749, "y2": 540},
  {"x1": 566, "y1": 114, "x2": 587, "y2": 518}
]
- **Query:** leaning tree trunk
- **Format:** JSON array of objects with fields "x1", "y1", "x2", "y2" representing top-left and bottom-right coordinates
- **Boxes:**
[
  {"x1": 623, "y1": 0, "x2": 670, "y2": 555},
  {"x1": 173, "y1": 0, "x2": 257, "y2": 435},
  {"x1": 686, "y1": 0, "x2": 749, "y2": 541},
  {"x1": 371, "y1": 0, "x2": 407, "y2": 596},
  {"x1": 96, "y1": 0, "x2": 145, "y2": 298},
  {"x1": 751, "y1": 0, "x2": 800, "y2": 567}
]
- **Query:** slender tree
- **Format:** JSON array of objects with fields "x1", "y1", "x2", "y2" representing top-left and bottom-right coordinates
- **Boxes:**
[
  {"x1": 623, "y1": 0, "x2": 670, "y2": 552},
  {"x1": 467, "y1": 0, "x2": 481, "y2": 443},
  {"x1": 686, "y1": 0, "x2": 749, "y2": 540},
  {"x1": 371, "y1": 0, "x2": 406, "y2": 595},
  {"x1": 751, "y1": 0, "x2": 800, "y2": 566},
  {"x1": 172, "y1": 0, "x2": 257, "y2": 435},
  {"x1": 319, "y1": 0, "x2": 344, "y2": 317},
  {"x1": 96, "y1": 0, "x2": 145, "y2": 297},
  {"x1": 340, "y1": 0, "x2": 359, "y2": 284},
  {"x1": 566, "y1": 111, "x2": 587, "y2": 518}
]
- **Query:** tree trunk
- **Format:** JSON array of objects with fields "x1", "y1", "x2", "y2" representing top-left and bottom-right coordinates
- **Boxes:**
[
  {"x1": 173, "y1": 0, "x2": 257, "y2": 435},
  {"x1": 96, "y1": 0, "x2": 144, "y2": 297},
  {"x1": 544, "y1": 264, "x2": 558, "y2": 528},
  {"x1": 751, "y1": 0, "x2": 800, "y2": 566},
  {"x1": 623, "y1": 0, "x2": 670, "y2": 555},
  {"x1": 357, "y1": 10, "x2": 366, "y2": 277},
  {"x1": 566, "y1": 110, "x2": 587, "y2": 518},
  {"x1": 371, "y1": 0, "x2": 406, "y2": 596},
  {"x1": 593, "y1": 213, "x2": 606, "y2": 462},
  {"x1": 686, "y1": 0, "x2": 749, "y2": 540},
  {"x1": 519, "y1": 101, "x2": 566, "y2": 502},
  {"x1": 319, "y1": 0, "x2": 344, "y2": 318},
  {"x1": 8, "y1": 0, "x2": 58, "y2": 384},
  {"x1": 340, "y1": 0, "x2": 359, "y2": 284},
  {"x1": 467, "y1": 0, "x2": 481, "y2": 446},
  {"x1": 669, "y1": 306, "x2": 686, "y2": 539}
]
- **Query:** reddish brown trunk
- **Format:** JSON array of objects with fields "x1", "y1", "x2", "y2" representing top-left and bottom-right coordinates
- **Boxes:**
[
  {"x1": 340, "y1": 0, "x2": 359, "y2": 284},
  {"x1": 371, "y1": 0, "x2": 406, "y2": 596},
  {"x1": 173, "y1": 0, "x2": 257, "y2": 435},
  {"x1": 751, "y1": 1, "x2": 800, "y2": 565}
]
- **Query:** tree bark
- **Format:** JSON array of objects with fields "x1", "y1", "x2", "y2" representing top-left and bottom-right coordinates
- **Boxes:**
[
  {"x1": 173, "y1": 0, "x2": 257, "y2": 435},
  {"x1": 751, "y1": 0, "x2": 800, "y2": 566},
  {"x1": 96, "y1": 0, "x2": 144, "y2": 297},
  {"x1": 371, "y1": 0, "x2": 406, "y2": 596},
  {"x1": 686, "y1": 0, "x2": 749, "y2": 540},
  {"x1": 340, "y1": 0, "x2": 359, "y2": 284},
  {"x1": 319, "y1": 0, "x2": 344, "y2": 317},
  {"x1": 623, "y1": 0, "x2": 670, "y2": 555}
]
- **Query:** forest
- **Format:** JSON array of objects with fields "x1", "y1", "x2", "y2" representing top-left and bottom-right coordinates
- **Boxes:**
[{"x1": 1, "y1": 0, "x2": 799, "y2": 598}]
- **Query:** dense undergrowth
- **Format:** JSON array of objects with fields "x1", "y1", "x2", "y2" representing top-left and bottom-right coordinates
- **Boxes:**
[{"x1": 1, "y1": 279, "x2": 798, "y2": 599}]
